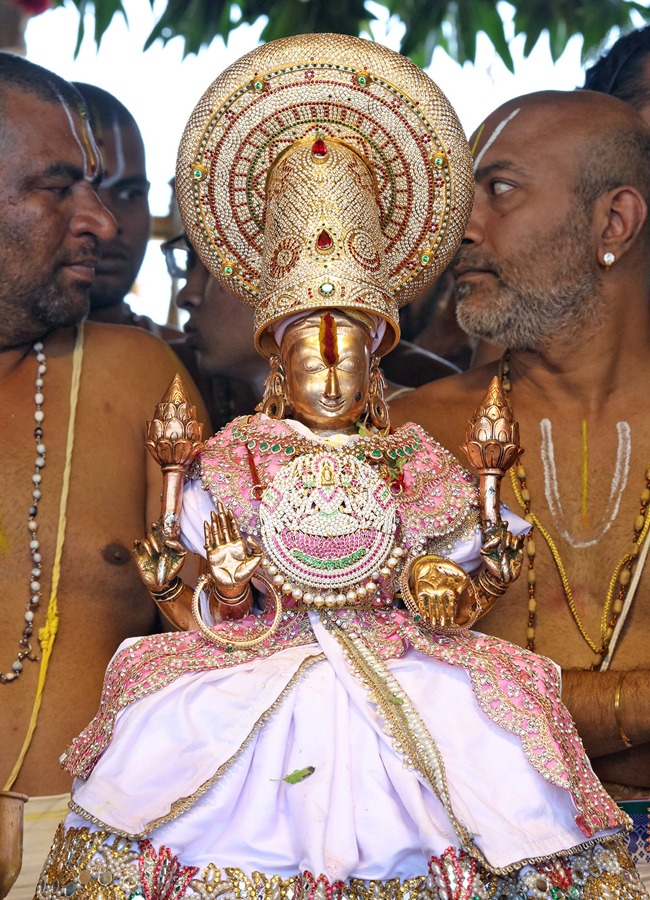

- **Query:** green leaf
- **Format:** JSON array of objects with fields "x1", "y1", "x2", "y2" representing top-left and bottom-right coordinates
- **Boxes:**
[
  {"x1": 274, "y1": 766, "x2": 316, "y2": 784},
  {"x1": 54, "y1": 0, "x2": 650, "y2": 73}
]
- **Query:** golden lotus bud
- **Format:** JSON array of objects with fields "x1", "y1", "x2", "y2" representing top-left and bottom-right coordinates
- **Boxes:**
[
  {"x1": 145, "y1": 375, "x2": 204, "y2": 469},
  {"x1": 461, "y1": 376, "x2": 522, "y2": 476}
]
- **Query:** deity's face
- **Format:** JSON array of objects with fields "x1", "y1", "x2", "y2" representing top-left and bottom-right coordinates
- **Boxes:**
[{"x1": 281, "y1": 310, "x2": 371, "y2": 435}]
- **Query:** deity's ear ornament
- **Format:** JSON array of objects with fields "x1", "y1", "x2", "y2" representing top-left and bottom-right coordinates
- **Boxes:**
[{"x1": 175, "y1": 33, "x2": 474, "y2": 357}]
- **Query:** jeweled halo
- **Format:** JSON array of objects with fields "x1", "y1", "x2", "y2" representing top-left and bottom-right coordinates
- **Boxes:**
[{"x1": 176, "y1": 33, "x2": 474, "y2": 355}]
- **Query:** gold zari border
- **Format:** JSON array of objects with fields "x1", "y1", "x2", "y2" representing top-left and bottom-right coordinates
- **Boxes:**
[{"x1": 36, "y1": 827, "x2": 646, "y2": 900}]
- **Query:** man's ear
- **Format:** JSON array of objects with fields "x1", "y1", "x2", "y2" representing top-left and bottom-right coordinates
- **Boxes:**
[{"x1": 595, "y1": 185, "x2": 647, "y2": 264}]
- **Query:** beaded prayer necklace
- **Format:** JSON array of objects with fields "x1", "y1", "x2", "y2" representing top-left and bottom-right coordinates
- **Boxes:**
[
  {"x1": 1, "y1": 342, "x2": 47, "y2": 684},
  {"x1": 499, "y1": 352, "x2": 650, "y2": 670}
]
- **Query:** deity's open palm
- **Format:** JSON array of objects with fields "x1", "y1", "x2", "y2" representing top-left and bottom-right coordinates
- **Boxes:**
[{"x1": 204, "y1": 503, "x2": 263, "y2": 598}]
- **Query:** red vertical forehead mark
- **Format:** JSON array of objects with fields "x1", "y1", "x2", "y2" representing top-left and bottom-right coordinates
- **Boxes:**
[
  {"x1": 79, "y1": 108, "x2": 100, "y2": 179},
  {"x1": 319, "y1": 312, "x2": 338, "y2": 366}
]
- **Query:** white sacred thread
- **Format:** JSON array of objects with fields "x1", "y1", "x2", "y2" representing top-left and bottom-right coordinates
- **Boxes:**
[{"x1": 539, "y1": 418, "x2": 631, "y2": 549}]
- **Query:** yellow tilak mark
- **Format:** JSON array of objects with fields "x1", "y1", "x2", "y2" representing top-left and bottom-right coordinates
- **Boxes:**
[
  {"x1": 581, "y1": 419, "x2": 589, "y2": 526},
  {"x1": 0, "y1": 525, "x2": 9, "y2": 553},
  {"x1": 470, "y1": 122, "x2": 485, "y2": 157}
]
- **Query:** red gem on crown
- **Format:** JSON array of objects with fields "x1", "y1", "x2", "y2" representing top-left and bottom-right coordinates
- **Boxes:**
[
  {"x1": 316, "y1": 229, "x2": 333, "y2": 251},
  {"x1": 312, "y1": 138, "x2": 328, "y2": 158}
]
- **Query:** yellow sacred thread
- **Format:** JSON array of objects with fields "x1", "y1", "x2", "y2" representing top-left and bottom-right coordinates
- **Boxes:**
[
  {"x1": 581, "y1": 419, "x2": 589, "y2": 525},
  {"x1": 3, "y1": 323, "x2": 85, "y2": 791}
]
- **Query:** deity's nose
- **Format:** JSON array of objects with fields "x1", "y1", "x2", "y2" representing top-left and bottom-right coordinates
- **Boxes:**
[{"x1": 324, "y1": 366, "x2": 341, "y2": 400}]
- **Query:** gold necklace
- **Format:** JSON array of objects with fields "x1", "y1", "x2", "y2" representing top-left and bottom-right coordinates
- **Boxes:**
[{"x1": 499, "y1": 352, "x2": 650, "y2": 669}]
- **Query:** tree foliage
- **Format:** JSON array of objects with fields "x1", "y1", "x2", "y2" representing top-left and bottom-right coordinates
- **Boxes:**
[{"x1": 54, "y1": 0, "x2": 649, "y2": 71}]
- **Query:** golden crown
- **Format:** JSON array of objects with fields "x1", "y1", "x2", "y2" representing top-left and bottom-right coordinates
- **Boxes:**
[{"x1": 176, "y1": 33, "x2": 474, "y2": 355}]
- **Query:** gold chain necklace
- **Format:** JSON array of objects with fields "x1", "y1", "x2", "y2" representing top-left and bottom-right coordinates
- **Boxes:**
[{"x1": 499, "y1": 351, "x2": 650, "y2": 669}]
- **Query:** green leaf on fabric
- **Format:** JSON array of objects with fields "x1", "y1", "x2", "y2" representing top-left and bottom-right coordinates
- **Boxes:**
[{"x1": 274, "y1": 766, "x2": 316, "y2": 784}]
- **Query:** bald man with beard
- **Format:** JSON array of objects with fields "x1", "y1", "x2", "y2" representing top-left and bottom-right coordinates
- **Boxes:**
[
  {"x1": 0, "y1": 55, "x2": 207, "y2": 899},
  {"x1": 392, "y1": 91, "x2": 650, "y2": 813}
]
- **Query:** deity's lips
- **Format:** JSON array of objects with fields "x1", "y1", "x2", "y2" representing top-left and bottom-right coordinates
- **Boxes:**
[{"x1": 319, "y1": 398, "x2": 346, "y2": 412}]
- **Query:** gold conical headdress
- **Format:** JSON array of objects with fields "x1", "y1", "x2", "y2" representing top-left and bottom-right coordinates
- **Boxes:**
[{"x1": 176, "y1": 33, "x2": 474, "y2": 355}]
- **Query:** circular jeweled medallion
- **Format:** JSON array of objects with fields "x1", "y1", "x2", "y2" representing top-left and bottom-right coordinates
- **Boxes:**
[{"x1": 259, "y1": 451, "x2": 397, "y2": 593}]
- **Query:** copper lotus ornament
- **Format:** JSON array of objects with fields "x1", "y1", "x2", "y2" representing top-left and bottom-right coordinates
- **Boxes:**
[
  {"x1": 146, "y1": 374, "x2": 204, "y2": 468},
  {"x1": 461, "y1": 376, "x2": 521, "y2": 474},
  {"x1": 461, "y1": 376, "x2": 522, "y2": 533},
  {"x1": 146, "y1": 375, "x2": 205, "y2": 536}
]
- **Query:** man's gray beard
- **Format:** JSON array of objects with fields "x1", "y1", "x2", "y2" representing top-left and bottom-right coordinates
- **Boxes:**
[
  {"x1": 5, "y1": 275, "x2": 90, "y2": 343},
  {"x1": 455, "y1": 222, "x2": 605, "y2": 352},
  {"x1": 32, "y1": 283, "x2": 90, "y2": 329}
]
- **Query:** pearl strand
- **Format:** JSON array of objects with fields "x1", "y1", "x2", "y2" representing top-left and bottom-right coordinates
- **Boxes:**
[{"x1": 1, "y1": 341, "x2": 47, "y2": 684}]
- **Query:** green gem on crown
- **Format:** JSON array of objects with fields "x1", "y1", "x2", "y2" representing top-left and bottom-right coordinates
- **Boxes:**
[
  {"x1": 223, "y1": 264, "x2": 234, "y2": 276},
  {"x1": 421, "y1": 253, "x2": 430, "y2": 265}
]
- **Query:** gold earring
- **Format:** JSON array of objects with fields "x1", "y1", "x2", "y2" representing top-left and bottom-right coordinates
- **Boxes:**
[
  {"x1": 367, "y1": 355, "x2": 390, "y2": 434},
  {"x1": 603, "y1": 252, "x2": 616, "y2": 268},
  {"x1": 258, "y1": 354, "x2": 291, "y2": 419}
]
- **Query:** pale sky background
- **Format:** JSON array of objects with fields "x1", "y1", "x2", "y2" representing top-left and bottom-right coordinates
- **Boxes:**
[{"x1": 23, "y1": 0, "x2": 644, "y2": 324}]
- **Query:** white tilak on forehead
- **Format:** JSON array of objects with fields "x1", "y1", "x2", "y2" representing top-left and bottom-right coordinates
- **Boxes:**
[
  {"x1": 100, "y1": 116, "x2": 126, "y2": 188},
  {"x1": 53, "y1": 88, "x2": 98, "y2": 181},
  {"x1": 473, "y1": 108, "x2": 520, "y2": 171}
]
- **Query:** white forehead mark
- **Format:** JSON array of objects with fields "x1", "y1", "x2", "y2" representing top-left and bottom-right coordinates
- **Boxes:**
[
  {"x1": 53, "y1": 87, "x2": 98, "y2": 181},
  {"x1": 473, "y1": 108, "x2": 521, "y2": 171},
  {"x1": 100, "y1": 116, "x2": 126, "y2": 188}
]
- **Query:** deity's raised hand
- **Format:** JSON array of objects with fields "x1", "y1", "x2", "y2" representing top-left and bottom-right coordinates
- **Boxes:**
[
  {"x1": 133, "y1": 520, "x2": 186, "y2": 592},
  {"x1": 479, "y1": 522, "x2": 525, "y2": 586},
  {"x1": 204, "y1": 502, "x2": 263, "y2": 600}
]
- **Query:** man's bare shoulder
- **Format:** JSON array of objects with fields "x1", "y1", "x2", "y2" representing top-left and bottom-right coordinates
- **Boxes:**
[
  {"x1": 391, "y1": 364, "x2": 498, "y2": 454},
  {"x1": 84, "y1": 322, "x2": 193, "y2": 393}
]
